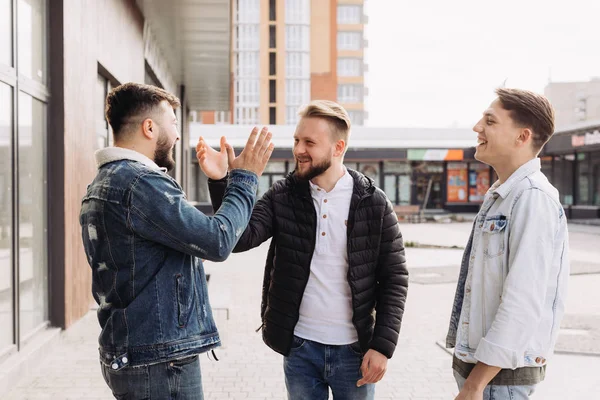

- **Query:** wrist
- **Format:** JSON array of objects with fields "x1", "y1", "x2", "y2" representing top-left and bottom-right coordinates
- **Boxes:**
[
  {"x1": 208, "y1": 173, "x2": 228, "y2": 183},
  {"x1": 463, "y1": 379, "x2": 485, "y2": 392}
]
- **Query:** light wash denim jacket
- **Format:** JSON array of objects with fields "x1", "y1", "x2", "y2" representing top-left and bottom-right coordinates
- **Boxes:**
[
  {"x1": 447, "y1": 158, "x2": 569, "y2": 369},
  {"x1": 80, "y1": 147, "x2": 258, "y2": 369}
]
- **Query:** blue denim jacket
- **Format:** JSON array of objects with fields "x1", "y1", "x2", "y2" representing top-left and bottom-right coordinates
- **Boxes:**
[
  {"x1": 447, "y1": 158, "x2": 569, "y2": 370},
  {"x1": 80, "y1": 147, "x2": 258, "y2": 369}
]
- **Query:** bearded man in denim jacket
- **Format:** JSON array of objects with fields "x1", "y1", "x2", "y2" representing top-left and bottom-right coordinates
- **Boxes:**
[{"x1": 80, "y1": 82, "x2": 273, "y2": 399}]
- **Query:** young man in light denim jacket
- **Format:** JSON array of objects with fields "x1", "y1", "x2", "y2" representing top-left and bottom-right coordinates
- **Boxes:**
[
  {"x1": 80, "y1": 83, "x2": 274, "y2": 400},
  {"x1": 447, "y1": 88, "x2": 569, "y2": 400}
]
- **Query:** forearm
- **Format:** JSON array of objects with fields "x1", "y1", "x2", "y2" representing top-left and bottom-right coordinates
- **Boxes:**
[{"x1": 463, "y1": 362, "x2": 501, "y2": 391}]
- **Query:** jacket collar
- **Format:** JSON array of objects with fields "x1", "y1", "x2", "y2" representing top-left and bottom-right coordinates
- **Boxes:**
[
  {"x1": 287, "y1": 168, "x2": 374, "y2": 198},
  {"x1": 491, "y1": 158, "x2": 541, "y2": 199},
  {"x1": 95, "y1": 147, "x2": 167, "y2": 172}
]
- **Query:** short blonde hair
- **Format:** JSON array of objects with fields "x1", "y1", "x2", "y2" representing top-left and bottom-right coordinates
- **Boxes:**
[{"x1": 298, "y1": 100, "x2": 351, "y2": 144}]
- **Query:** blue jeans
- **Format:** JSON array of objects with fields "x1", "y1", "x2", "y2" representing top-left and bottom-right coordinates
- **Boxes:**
[
  {"x1": 284, "y1": 336, "x2": 375, "y2": 400},
  {"x1": 454, "y1": 370, "x2": 536, "y2": 399},
  {"x1": 101, "y1": 355, "x2": 203, "y2": 399}
]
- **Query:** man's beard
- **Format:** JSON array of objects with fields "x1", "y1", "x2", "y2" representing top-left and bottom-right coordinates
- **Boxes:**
[
  {"x1": 294, "y1": 157, "x2": 332, "y2": 181},
  {"x1": 154, "y1": 129, "x2": 175, "y2": 171}
]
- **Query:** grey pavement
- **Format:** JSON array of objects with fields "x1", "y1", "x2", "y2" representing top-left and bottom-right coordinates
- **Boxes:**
[{"x1": 3, "y1": 223, "x2": 600, "y2": 399}]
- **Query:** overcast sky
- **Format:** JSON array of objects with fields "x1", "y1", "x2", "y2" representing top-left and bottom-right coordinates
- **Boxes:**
[{"x1": 364, "y1": 0, "x2": 600, "y2": 128}]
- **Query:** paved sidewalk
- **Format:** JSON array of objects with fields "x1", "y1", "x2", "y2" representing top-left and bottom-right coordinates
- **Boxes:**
[{"x1": 4, "y1": 224, "x2": 600, "y2": 399}]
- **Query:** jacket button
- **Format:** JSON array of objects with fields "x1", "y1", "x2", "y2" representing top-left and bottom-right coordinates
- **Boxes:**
[
  {"x1": 535, "y1": 357, "x2": 541, "y2": 363},
  {"x1": 322, "y1": 232, "x2": 326, "y2": 236},
  {"x1": 111, "y1": 363, "x2": 119, "y2": 370},
  {"x1": 323, "y1": 214, "x2": 327, "y2": 219},
  {"x1": 490, "y1": 223, "x2": 495, "y2": 231},
  {"x1": 323, "y1": 199, "x2": 328, "y2": 203}
]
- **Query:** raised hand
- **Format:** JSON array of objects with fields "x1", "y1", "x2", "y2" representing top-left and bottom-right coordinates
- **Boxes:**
[
  {"x1": 196, "y1": 136, "x2": 229, "y2": 180},
  {"x1": 227, "y1": 127, "x2": 274, "y2": 177}
]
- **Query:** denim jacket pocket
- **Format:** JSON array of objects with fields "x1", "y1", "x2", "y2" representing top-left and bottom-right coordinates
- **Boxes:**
[
  {"x1": 175, "y1": 274, "x2": 188, "y2": 327},
  {"x1": 482, "y1": 216, "x2": 507, "y2": 258}
]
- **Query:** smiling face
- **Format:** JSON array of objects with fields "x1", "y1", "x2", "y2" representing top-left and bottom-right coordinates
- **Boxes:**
[
  {"x1": 293, "y1": 117, "x2": 341, "y2": 181},
  {"x1": 472, "y1": 98, "x2": 525, "y2": 168}
]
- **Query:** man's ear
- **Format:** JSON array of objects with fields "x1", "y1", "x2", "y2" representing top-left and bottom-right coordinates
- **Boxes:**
[
  {"x1": 517, "y1": 128, "x2": 533, "y2": 148},
  {"x1": 141, "y1": 118, "x2": 154, "y2": 140},
  {"x1": 334, "y1": 139, "x2": 346, "y2": 157}
]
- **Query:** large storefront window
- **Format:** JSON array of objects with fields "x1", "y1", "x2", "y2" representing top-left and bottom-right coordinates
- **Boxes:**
[
  {"x1": 1, "y1": 0, "x2": 11, "y2": 66},
  {"x1": 592, "y1": 152, "x2": 600, "y2": 206},
  {"x1": 446, "y1": 162, "x2": 468, "y2": 203},
  {"x1": 468, "y1": 163, "x2": 490, "y2": 202},
  {"x1": 0, "y1": 0, "x2": 48, "y2": 357},
  {"x1": 383, "y1": 161, "x2": 411, "y2": 205},
  {"x1": 577, "y1": 153, "x2": 590, "y2": 205},
  {"x1": 258, "y1": 161, "x2": 287, "y2": 198},
  {"x1": 413, "y1": 162, "x2": 444, "y2": 209},
  {"x1": 17, "y1": 0, "x2": 46, "y2": 84},
  {"x1": 18, "y1": 93, "x2": 47, "y2": 339},
  {"x1": 552, "y1": 155, "x2": 575, "y2": 205},
  {"x1": 0, "y1": 83, "x2": 13, "y2": 354}
]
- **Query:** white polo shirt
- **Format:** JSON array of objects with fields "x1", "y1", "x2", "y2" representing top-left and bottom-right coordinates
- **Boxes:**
[{"x1": 293, "y1": 169, "x2": 358, "y2": 345}]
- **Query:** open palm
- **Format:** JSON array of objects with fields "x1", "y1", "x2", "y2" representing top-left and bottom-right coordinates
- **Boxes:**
[{"x1": 196, "y1": 136, "x2": 229, "y2": 180}]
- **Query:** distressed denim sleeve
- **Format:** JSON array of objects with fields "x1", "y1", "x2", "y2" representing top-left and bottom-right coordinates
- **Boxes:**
[
  {"x1": 128, "y1": 169, "x2": 258, "y2": 262},
  {"x1": 475, "y1": 188, "x2": 562, "y2": 369}
]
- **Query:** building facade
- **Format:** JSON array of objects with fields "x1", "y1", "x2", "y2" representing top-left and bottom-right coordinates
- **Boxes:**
[
  {"x1": 545, "y1": 78, "x2": 600, "y2": 128},
  {"x1": 542, "y1": 120, "x2": 600, "y2": 219},
  {"x1": 199, "y1": 0, "x2": 368, "y2": 126},
  {"x1": 188, "y1": 125, "x2": 492, "y2": 214},
  {"x1": 0, "y1": 0, "x2": 231, "y2": 389}
]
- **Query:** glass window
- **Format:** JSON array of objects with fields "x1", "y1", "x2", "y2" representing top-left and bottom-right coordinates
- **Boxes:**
[
  {"x1": 236, "y1": 0, "x2": 260, "y2": 23},
  {"x1": 0, "y1": 83, "x2": 13, "y2": 352},
  {"x1": 384, "y1": 161, "x2": 411, "y2": 174},
  {"x1": 337, "y1": 58, "x2": 362, "y2": 77},
  {"x1": 468, "y1": 163, "x2": 489, "y2": 203},
  {"x1": 18, "y1": 92, "x2": 47, "y2": 339},
  {"x1": 18, "y1": 0, "x2": 46, "y2": 84},
  {"x1": 338, "y1": 84, "x2": 364, "y2": 103},
  {"x1": 96, "y1": 75, "x2": 109, "y2": 149},
  {"x1": 347, "y1": 110, "x2": 364, "y2": 125},
  {"x1": 337, "y1": 5, "x2": 363, "y2": 24},
  {"x1": 264, "y1": 161, "x2": 286, "y2": 173},
  {"x1": 555, "y1": 155, "x2": 574, "y2": 205},
  {"x1": 285, "y1": 0, "x2": 310, "y2": 24},
  {"x1": 578, "y1": 153, "x2": 589, "y2": 204},
  {"x1": 1, "y1": 0, "x2": 12, "y2": 67},
  {"x1": 359, "y1": 163, "x2": 379, "y2": 186},
  {"x1": 384, "y1": 175, "x2": 397, "y2": 204},
  {"x1": 337, "y1": 32, "x2": 362, "y2": 51},
  {"x1": 285, "y1": 25, "x2": 309, "y2": 51},
  {"x1": 215, "y1": 111, "x2": 231, "y2": 125}
]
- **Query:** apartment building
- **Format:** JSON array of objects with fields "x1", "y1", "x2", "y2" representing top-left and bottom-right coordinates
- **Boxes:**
[
  {"x1": 199, "y1": 0, "x2": 368, "y2": 126},
  {"x1": 545, "y1": 78, "x2": 600, "y2": 128}
]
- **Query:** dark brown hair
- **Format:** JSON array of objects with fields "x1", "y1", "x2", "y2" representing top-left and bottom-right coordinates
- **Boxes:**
[
  {"x1": 495, "y1": 88, "x2": 555, "y2": 150},
  {"x1": 105, "y1": 82, "x2": 180, "y2": 137}
]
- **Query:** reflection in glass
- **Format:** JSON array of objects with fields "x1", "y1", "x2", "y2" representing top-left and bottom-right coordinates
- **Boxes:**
[
  {"x1": 1, "y1": 0, "x2": 12, "y2": 67},
  {"x1": 18, "y1": 0, "x2": 46, "y2": 83},
  {"x1": 0, "y1": 83, "x2": 13, "y2": 352},
  {"x1": 18, "y1": 92, "x2": 47, "y2": 339}
]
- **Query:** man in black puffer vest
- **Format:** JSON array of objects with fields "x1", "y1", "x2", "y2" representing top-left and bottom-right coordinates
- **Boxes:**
[{"x1": 196, "y1": 100, "x2": 408, "y2": 400}]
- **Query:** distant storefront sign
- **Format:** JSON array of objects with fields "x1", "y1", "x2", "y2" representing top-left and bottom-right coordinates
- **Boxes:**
[
  {"x1": 447, "y1": 162, "x2": 468, "y2": 203},
  {"x1": 571, "y1": 130, "x2": 600, "y2": 147},
  {"x1": 407, "y1": 149, "x2": 464, "y2": 161}
]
